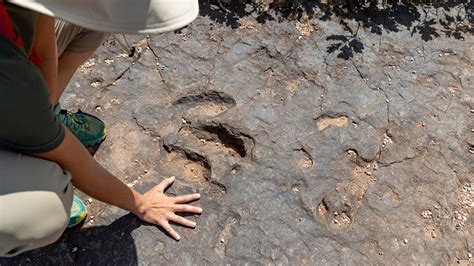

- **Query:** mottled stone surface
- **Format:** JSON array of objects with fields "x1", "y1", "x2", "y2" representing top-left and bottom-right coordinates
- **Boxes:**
[{"x1": 1, "y1": 2, "x2": 473, "y2": 265}]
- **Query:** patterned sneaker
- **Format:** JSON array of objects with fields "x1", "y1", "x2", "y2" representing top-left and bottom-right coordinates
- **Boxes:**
[
  {"x1": 54, "y1": 103, "x2": 107, "y2": 147},
  {"x1": 68, "y1": 194, "x2": 88, "y2": 228}
]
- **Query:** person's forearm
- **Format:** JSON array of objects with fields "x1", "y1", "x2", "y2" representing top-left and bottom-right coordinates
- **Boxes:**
[
  {"x1": 72, "y1": 152, "x2": 147, "y2": 217},
  {"x1": 33, "y1": 14, "x2": 58, "y2": 104},
  {"x1": 35, "y1": 128, "x2": 201, "y2": 240},
  {"x1": 36, "y1": 129, "x2": 147, "y2": 217}
]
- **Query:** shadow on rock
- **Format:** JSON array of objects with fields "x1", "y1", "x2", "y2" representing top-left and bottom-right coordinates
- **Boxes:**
[
  {"x1": 199, "y1": 0, "x2": 472, "y2": 59},
  {"x1": 0, "y1": 214, "x2": 140, "y2": 265}
]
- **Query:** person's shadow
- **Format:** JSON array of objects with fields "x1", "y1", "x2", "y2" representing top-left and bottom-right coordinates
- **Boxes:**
[{"x1": 0, "y1": 214, "x2": 141, "y2": 265}]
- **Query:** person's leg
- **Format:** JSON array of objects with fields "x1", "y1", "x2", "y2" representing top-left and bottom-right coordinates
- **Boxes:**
[
  {"x1": 53, "y1": 20, "x2": 109, "y2": 147},
  {"x1": 55, "y1": 19, "x2": 109, "y2": 101},
  {"x1": 52, "y1": 50, "x2": 96, "y2": 104},
  {"x1": 0, "y1": 149, "x2": 74, "y2": 257}
]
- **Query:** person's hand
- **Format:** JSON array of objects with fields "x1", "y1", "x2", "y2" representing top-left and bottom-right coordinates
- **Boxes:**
[{"x1": 137, "y1": 176, "x2": 202, "y2": 240}]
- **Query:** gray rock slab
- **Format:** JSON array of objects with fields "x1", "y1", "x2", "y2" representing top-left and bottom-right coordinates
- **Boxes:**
[{"x1": 1, "y1": 2, "x2": 472, "y2": 265}]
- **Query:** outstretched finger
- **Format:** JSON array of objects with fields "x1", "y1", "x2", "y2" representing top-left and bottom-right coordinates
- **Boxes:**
[
  {"x1": 156, "y1": 176, "x2": 175, "y2": 192},
  {"x1": 169, "y1": 214, "x2": 197, "y2": 228},
  {"x1": 173, "y1": 193, "x2": 201, "y2": 204},
  {"x1": 160, "y1": 220, "x2": 180, "y2": 241},
  {"x1": 173, "y1": 204, "x2": 203, "y2": 214}
]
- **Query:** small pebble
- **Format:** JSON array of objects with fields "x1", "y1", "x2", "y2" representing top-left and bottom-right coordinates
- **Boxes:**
[
  {"x1": 220, "y1": 238, "x2": 225, "y2": 243},
  {"x1": 403, "y1": 239, "x2": 408, "y2": 244},
  {"x1": 468, "y1": 253, "x2": 472, "y2": 258},
  {"x1": 72, "y1": 247, "x2": 78, "y2": 253}
]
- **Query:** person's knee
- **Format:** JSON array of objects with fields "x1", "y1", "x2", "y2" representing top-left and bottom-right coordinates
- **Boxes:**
[
  {"x1": 55, "y1": 19, "x2": 108, "y2": 56},
  {"x1": 0, "y1": 149, "x2": 73, "y2": 257},
  {"x1": 0, "y1": 191, "x2": 70, "y2": 257}
]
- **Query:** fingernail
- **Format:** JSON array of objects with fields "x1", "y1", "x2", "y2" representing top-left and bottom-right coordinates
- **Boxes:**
[
  {"x1": 192, "y1": 222, "x2": 196, "y2": 227},
  {"x1": 170, "y1": 176, "x2": 175, "y2": 180},
  {"x1": 198, "y1": 208, "x2": 203, "y2": 213},
  {"x1": 176, "y1": 235, "x2": 181, "y2": 240},
  {"x1": 196, "y1": 193, "x2": 201, "y2": 198}
]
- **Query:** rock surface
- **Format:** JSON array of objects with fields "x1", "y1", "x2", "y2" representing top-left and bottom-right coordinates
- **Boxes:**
[{"x1": 1, "y1": 2, "x2": 473, "y2": 265}]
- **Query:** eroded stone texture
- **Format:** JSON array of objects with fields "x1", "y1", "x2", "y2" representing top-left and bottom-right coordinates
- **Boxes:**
[{"x1": 1, "y1": 2, "x2": 472, "y2": 265}]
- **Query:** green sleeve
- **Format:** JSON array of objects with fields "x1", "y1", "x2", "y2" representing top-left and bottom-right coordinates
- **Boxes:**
[{"x1": 0, "y1": 36, "x2": 65, "y2": 153}]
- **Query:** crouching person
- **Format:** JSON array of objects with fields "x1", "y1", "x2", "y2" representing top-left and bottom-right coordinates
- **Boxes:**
[{"x1": 0, "y1": 0, "x2": 202, "y2": 257}]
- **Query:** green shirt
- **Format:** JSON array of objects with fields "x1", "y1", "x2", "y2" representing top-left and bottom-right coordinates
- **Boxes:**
[{"x1": 0, "y1": 3, "x2": 65, "y2": 153}]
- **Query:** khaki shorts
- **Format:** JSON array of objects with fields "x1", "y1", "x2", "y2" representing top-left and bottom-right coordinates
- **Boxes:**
[
  {"x1": 0, "y1": 22, "x2": 105, "y2": 258},
  {"x1": 0, "y1": 149, "x2": 73, "y2": 257},
  {"x1": 55, "y1": 19, "x2": 109, "y2": 56}
]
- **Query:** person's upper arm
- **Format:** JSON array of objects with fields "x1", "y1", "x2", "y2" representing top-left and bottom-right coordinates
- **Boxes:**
[{"x1": 0, "y1": 35, "x2": 64, "y2": 153}]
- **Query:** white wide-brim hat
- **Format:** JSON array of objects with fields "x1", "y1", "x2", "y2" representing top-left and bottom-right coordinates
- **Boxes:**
[{"x1": 7, "y1": 0, "x2": 199, "y2": 34}]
